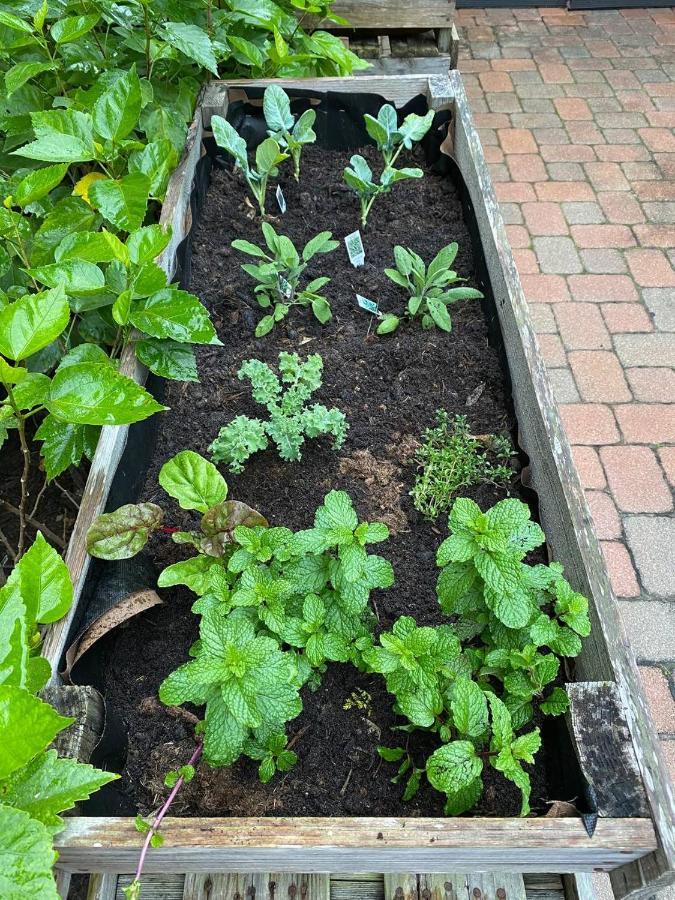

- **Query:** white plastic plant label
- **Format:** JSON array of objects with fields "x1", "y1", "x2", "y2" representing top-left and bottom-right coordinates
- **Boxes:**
[
  {"x1": 344, "y1": 230, "x2": 365, "y2": 267},
  {"x1": 356, "y1": 294, "x2": 380, "y2": 317},
  {"x1": 278, "y1": 275, "x2": 293, "y2": 299},
  {"x1": 276, "y1": 184, "x2": 287, "y2": 214}
]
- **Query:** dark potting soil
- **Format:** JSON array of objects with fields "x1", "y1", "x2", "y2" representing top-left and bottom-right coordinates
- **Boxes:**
[{"x1": 95, "y1": 143, "x2": 557, "y2": 820}]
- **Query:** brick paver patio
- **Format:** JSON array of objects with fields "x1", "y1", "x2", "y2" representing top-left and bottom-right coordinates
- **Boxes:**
[{"x1": 456, "y1": 5, "x2": 675, "y2": 782}]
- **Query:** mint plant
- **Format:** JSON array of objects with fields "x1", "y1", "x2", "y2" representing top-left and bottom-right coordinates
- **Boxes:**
[
  {"x1": 0, "y1": 535, "x2": 117, "y2": 898},
  {"x1": 211, "y1": 117, "x2": 287, "y2": 216},
  {"x1": 411, "y1": 412, "x2": 514, "y2": 519},
  {"x1": 263, "y1": 85, "x2": 317, "y2": 181},
  {"x1": 232, "y1": 224, "x2": 338, "y2": 337},
  {"x1": 209, "y1": 353, "x2": 348, "y2": 473},
  {"x1": 343, "y1": 155, "x2": 423, "y2": 229},
  {"x1": 377, "y1": 244, "x2": 484, "y2": 335}
]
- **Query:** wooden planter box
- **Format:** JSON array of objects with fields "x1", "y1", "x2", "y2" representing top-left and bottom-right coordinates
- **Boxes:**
[{"x1": 44, "y1": 74, "x2": 674, "y2": 899}]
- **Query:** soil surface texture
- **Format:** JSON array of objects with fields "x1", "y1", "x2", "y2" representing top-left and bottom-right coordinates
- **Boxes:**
[{"x1": 95, "y1": 141, "x2": 556, "y2": 819}]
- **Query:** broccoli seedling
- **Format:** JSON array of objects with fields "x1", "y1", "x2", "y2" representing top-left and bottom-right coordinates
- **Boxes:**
[
  {"x1": 263, "y1": 85, "x2": 317, "y2": 181},
  {"x1": 209, "y1": 352, "x2": 348, "y2": 472},
  {"x1": 343, "y1": 154, "x2": 423, "y2": 229},
  {"x1": 211, "y1": 115, "x2": 287, "y2": 216},
  {"x1": 364, "y1": 104, "x2": 435, "y2": 168},
  {"x1": 232, "y1": 223, "x2": 338, "y2": 337},
  {"x1": 377, "y1": 243, "x2": 484, "y2": 335}
]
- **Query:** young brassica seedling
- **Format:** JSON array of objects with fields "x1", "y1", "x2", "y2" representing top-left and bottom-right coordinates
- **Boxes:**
[
  {"x1": 377, "y1": 243, "x2": 484, "y2": 335},
  {"x1": 232, "y1": 222, "x2": 338, "y2": 337},
  {"x1": 343, "y1": 155, "x2": 423, "y2": 229},
  {"x1": 263, "y1": 85, "x2": 317, "y2": 181},
  {"x1": 209, "y1": 352, "x2": 348, "y2": 472},
  {"x1": 364, "y1": 104, "x2": 435, "y2": 168},
  {"x1": 211, "y1": 115, "x2": 287, "y2": 216}
]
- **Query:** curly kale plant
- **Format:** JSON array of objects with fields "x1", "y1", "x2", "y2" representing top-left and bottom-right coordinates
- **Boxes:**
[
  {"x1": 377, "y1": 244, "x2": 484, "y2": 335},
  {"x1": 232, "y1": 224, "x2": 338, "y2": 337},
  {"x1": 368, "y1": 497, "x2": 591, "y2": 816},
  {"x1": 343, "y1": 105, "x2": 434, "y2": 227},
  {"x1": 263, "y1": 86, "x2": 317, "y2": 181},
  {"x1": 211, "y1": 117, "x2": 287, "y2": 216},
  {"x1": 87, "y1": 455, "x2": 392, "y2": 774},
  {"x1": 209, "y1": 353, "x2": 348, "y2": 473}
]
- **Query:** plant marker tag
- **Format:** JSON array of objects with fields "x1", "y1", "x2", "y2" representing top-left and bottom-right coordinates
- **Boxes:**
[
  {"x1": 356, "y1": 294, "x2": 381, "y2": 317},
  {"x1": 276, "y1": 184, "x2": 287, "y2": 214},
  {"x1": 278, "y1": 275, "x2": 293, "y2": 299},
  {"x1": 344, "y1": 230, "x2": 365, "y2": 267}
]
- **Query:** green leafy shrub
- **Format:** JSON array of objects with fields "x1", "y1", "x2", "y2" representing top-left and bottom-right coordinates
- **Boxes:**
[
  {"x1": 377, "y1": 244, "x2": 484, "y2": 335},
  {"x1": 411, "y1": 412, "x2": 514, "y2": 519},
  {"x1": 232, "y1": 224, "x2": 338, "y2": 337},
  {"x1": 0, "y1": 534, "x2": 117, "y2": 897},
  {"x1": 367, "y1": 497, "x2": 591, "y2": 816},
  {"x1": 87, "y1": 456, "x2": 393, "y2": 773},
  {"x1": 263, "y1": 85, "x2": 317, "y2": 181},
  {"x1": 343, "y1": 105, "x2": 434, "y2": 227},
  {"x1": 209, "y1": 353, "x2": 348, "y2": 472}
]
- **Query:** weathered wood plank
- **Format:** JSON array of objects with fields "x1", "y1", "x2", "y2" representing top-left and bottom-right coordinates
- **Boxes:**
[
  {"x1": 384, "y1": 874, "x2": 418, "y2": 900},
  {"x1": 42, "y1": 684, "x2": 104, "y2": 761},
  {"x1": 419, "y1": 874, "x2": 465, "y2": 900},
  {"x1": 465, "y1": 874, "x2": 527, "y2": 900},
  {"x1": 566, "y1": 682, "x2": 649, "y2": 818},
  {"x1": 315, "y1": 0, "x2": 455, "y2": 30},
  {"x1": 181, "y1": 873, "x2": 330, "y2": 900},
  {"x1": 54, "y1": 817, "x2": 656, "y2": 874},
  {"x1": 41, "y1": 98, "x2": 205, "y2": 684},
  {"x1": 86, "y1": 872, "x2": 118, "y2": 899},
  {"x1": 446, "y1": 67, "x2": 675, "y2": 895}
]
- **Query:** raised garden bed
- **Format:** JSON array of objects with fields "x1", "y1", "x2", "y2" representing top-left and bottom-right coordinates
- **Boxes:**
[{"x1": 45, "y1": 74, "x2": 674, "y2": 897}]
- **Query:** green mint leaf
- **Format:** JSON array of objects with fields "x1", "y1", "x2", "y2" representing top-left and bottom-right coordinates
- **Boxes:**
[
  {"x1": 426, "y1": 741, "x2": 483, "y2": 795},
  {"x1": 450, "y1": 677, "x2": 488, "y2": 738}
]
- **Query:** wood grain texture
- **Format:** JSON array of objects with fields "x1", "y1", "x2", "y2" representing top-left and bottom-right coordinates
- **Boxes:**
[
  {"x1": 384, "y1": 874, "x2": 418, "y2": 900},
  {"x1": 445, "y1": 68, "x2": 675, "y2": 895},
  {"x1": 40, "y1": 100, "x2": 205, "y2": 685},
  {"x1": 312, "y1": 0, "x2": 455, "y2": 30},
  {"x1": 567, "y1": 682, "x2": 649, "y2": 818},
  {"x1": 86, "y1": 872, "x2": 118, "y2": 899},
  {"x1": 41, "y1": 684, "x2": 104, "y2": 761},
  {"x1": 54, "y1": 817, "x2": 656, "y2": 874},
  {"x1": 182, "y1": 873, "x2": 330, "y2": 900}
]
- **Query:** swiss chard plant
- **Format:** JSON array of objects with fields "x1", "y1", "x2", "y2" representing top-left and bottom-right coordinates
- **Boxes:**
[
  {"x1": 343, "y1": 105, "x2": 435, "y2": 227},
  {"x1": 368, "y1": 497, "x2": 591, "y2": 815},
  {"x1": 211, "y1": 117, "x2": 287, "y2": 216},
  {"x1": 263, "y1": 85, "x2": 317, "y2": 181},
  {"x1": 232, "y1": 223, "x2": 338, "y2": 337},
  {"x1": 0, "y1": 534, "x2": 117, "y2": 898},
  {"x1": 377, "y1": 243, "x2": 484, "y2": 335},
  {"x1": 209, "y1": 353, "x2": 348, "y2": 473}
]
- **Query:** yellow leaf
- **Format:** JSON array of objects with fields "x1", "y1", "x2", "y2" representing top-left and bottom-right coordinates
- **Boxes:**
[{"x1": 73, "y1": 172, "x2": 106, "y2": 205}]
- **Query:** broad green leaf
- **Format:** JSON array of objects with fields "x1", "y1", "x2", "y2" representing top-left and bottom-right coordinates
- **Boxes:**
[
  {"x1": 376, "y1": 314, "x2": 400, "y2": 335},
  {"x1": 256, "y1": 138, "x2": 284, "y2": 175},
  {"x1": 46, "y1": 362, "x2": 166, "y2": 426},
  {"x1": 27, "y1": 260, "x2": 105, "y2": 295},
  {"x1": 6, "y1": 62, "x2": 56, "y2": 98},
  {"x1": 129, "y1": 288, "x2": 218, "y2": 344},
  {"x1": 157, "y1": 556, "x2": 223, "y2": 595},
  {"x1": 128, "y1": 140, "x2": 178, "y2": 199},
  {"x1": 161, "y1": 22, "x2": 219, "y2": 75},
  {"x1": 127, "y1": 225, "x2": 171, "y2": 265},
  {"x1": 89, "y1": 174, "x2": 150, "y2": 233},
  {"x1": 0, "y1": 10, "x2": 34, "y2": 32},
  {"x1": 9, "y1": 372, "x2": 50, "y2": 411},
  {"x1": 14, "y1": 532, "x2": 72, "y2": 624},
  {"x1": 86, "y1": 502, "x2": 164, "y2": 560},
  {"x1": 135, "y1": 339, "x2": 198, "y2": 382},
  {"x1": 263, "y1": 85, "x2": 294, "y2": 134},
  {"x1": 50, "y1": 14, "x2": 99, "y2": 44},
  {"x1": 426, "y1": 297, "x2": 452, "y2": 332},
  {"x1": 0, "y1": 686, "x2": 71, "y2": 779},
  {"x1": 0, "y1": 749, "x2": 117, "y2": 829},
  {"x1": 426, "y1": 741, "x2": 483, "y2": 795},
  {"x1": 35, "y1": 415, "x2": 99, "y2": 480},
  {"x1": 0, "y1": 287, "x2": 69, "y2": 362},
  {"x1": 93, "y1": 68, "x2": 142, "y2": 142},
  {"x1": 443, "y1": 776, "x2": 483, "y2": 815},
  {"x1": 159, "y1": 450, "x2": 227, "y2": 513},
  {"x1": 229, "y1": 36, "x2": 265, "y2": 70},
  {"x1": 14, "y1": 164, "x2": 68, "y2": 207},
  {"x1": 15, "y1": 110, "x2": 95, "y2": 163},
  {"x1": 0, "y1": 805, "x2": 58, "y2": 900},
  {"x1": 451, "y1": 677, "x2": 488, "y2": 738}
]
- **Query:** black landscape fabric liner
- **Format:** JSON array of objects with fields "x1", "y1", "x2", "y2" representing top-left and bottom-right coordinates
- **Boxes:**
[{"x1": 68, "y1": 87, "x2": 594, "y2": 823}]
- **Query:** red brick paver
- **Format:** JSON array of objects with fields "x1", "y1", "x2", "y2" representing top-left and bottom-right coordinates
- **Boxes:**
[{"x1": 458, "y1": 5, "x2": 675, "y2": 784}]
